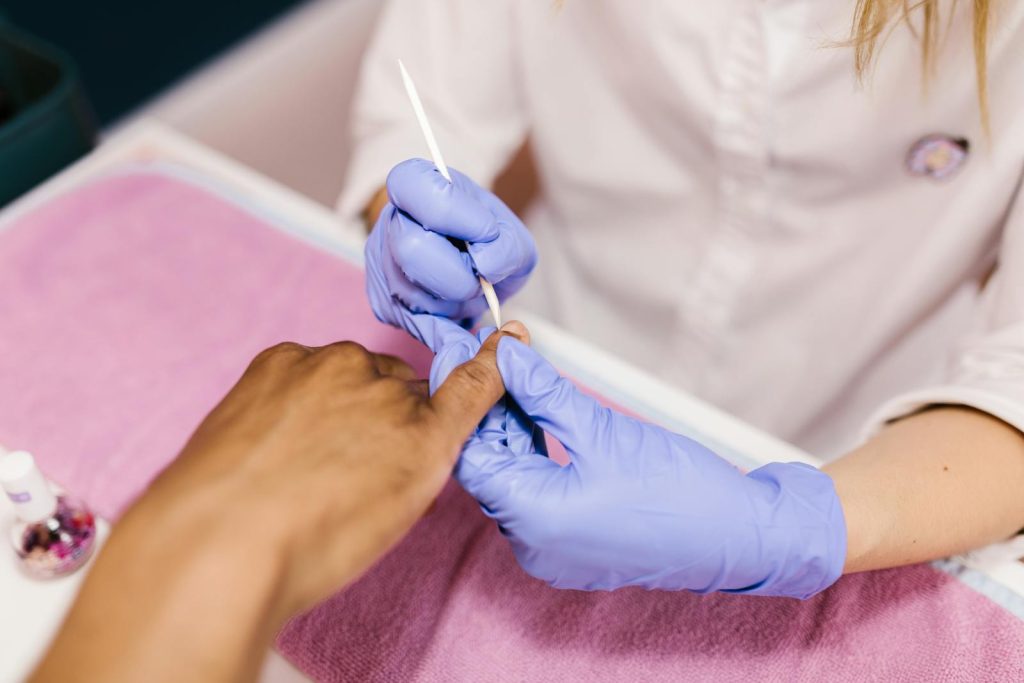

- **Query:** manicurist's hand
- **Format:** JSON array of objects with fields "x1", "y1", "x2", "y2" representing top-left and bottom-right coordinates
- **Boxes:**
[
  {"x1": 365, "y1": 159, "x2": 537, "y2": 349},
  {"x1": 443, "y1": 335, "x2": 848, "y2": 599},
  {"x1": 31, "y1": 332, "x2": 511, "y2": 683}
]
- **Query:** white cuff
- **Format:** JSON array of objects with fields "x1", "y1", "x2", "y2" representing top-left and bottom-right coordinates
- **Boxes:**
[{"x1": 861, "y1": 384, "x2": 1024, "y2": 442}]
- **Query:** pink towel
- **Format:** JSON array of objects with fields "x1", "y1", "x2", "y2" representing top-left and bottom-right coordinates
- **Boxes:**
[
  {"x1": 0, "y1": 169, "x2": 431, "y2": 517},
  {"x1": 1, "y1": 169, "x2": 1021, "y2": 681}
]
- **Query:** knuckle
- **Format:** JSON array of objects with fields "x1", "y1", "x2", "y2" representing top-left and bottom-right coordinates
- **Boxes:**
[
  {"x1": 268, "y1": 340, "x2": 307, "y2": 355},
  {"x1": 326, "y1": 340, "x2": 365, "y2": 354},
  {"x1": 251, "y1": 341, "x2": 307, "y2": 366},
  {"x1": 316, "y1": 341, "x2": 374, "y2": 370}
]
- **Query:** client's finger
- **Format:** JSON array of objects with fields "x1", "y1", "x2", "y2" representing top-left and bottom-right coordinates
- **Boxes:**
[{"x1": 430, "y1": 322, "x2": 529, "y2": 451}]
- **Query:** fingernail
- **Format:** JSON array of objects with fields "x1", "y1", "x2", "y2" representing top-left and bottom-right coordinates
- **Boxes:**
[{"x1": 500, "y1": 320, "x2": 529, "y2": 342}]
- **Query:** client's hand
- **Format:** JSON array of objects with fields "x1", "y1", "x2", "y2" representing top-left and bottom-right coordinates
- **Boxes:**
[
  {"x1": 443, "y1": 336, "x2": 848, "y2": 600},
  {"x1": 144, "y1": 336, "x2": 509, "y2": 612},
  {"x1": 32, "y1": 333, "x2": 511, "y2": 683}
]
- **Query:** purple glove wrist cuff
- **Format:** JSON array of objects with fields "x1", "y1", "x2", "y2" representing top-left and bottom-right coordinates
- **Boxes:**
[{"x1": 729, "y1": 463, "x2": 848, "y2": 599}]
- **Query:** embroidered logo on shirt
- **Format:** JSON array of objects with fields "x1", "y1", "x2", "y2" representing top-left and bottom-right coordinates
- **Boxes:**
[{"x1": 906, "y1": 134, "x2": 970, "y2": 181}]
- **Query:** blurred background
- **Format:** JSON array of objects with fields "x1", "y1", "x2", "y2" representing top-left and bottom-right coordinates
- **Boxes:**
[
  {"x1": 3, "y1": 0, "x2": 302, "y2": 123},
  {"x1": 0, "y1": 0, "x2": 382, "y2": 206}
]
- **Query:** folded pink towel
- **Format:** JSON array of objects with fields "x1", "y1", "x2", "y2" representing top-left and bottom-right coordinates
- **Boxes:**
[
  {"x1": 0, "y1": 168, "x2": 431, "y2": 517},
  {"x1": 1, "y1": 169, "x2": 1021, "y2": 681}
]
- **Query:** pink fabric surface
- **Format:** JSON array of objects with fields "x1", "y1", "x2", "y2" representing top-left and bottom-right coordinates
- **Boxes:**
[
  {"x1": 282, "y1": 485, "x2": 1024, "y2": 682},
  {"x1": 1, "y1": 170, "x2": 1022, "y2": 681},
  {"x1": 0, "y1": 170, "x2": 432, "y2": 517}
]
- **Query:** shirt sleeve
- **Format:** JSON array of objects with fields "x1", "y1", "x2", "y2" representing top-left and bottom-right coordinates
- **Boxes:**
[
  {"x1": 861, "y1": 171, "x2": 1024, "y2": 563},
  {"x1": 336, "y1": 0, "x2": 529, "y2": 228}
]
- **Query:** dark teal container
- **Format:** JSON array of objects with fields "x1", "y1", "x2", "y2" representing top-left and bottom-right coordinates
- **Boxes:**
[{"x1": 0, "y1": 21, "x2": 97, "y2": 206}]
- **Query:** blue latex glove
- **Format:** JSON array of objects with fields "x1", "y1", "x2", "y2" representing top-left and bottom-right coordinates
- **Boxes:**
[
  {"x1": 442, "y1": 336, "x2": 848, "y2": 599},
  {"x1": 366, "y1": 158, "x2": 537, "y2": 351}
]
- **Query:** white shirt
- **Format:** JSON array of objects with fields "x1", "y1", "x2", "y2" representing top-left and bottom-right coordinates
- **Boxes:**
[{"x1": 338, "y1": 0, "x2": 1024, "y2": 466}]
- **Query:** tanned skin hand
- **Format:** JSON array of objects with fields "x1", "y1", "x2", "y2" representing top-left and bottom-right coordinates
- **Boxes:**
[{"x1": 31, "y1": 328, "x2": 523, "y2": 683}]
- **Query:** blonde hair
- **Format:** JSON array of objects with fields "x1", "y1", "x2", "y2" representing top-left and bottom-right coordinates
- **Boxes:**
[{"x1": 851, "y1": 0, "x2": 992, "y2": 128}]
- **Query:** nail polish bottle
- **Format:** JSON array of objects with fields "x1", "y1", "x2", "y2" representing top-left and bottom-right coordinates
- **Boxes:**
[{"x1": 0, "y1": 449, "x2": 96, "y2": 579}]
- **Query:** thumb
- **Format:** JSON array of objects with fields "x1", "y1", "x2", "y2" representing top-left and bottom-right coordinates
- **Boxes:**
[{"x1": 429, "y1": 322, "x2": 529, "y2": 444}]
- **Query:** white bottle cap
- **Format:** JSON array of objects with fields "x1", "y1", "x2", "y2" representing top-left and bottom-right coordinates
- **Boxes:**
[{"x1": 0, "y1": 451, "x2": 58, "y2": 523}]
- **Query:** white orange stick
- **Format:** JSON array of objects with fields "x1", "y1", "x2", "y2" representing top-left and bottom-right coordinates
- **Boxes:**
[{"x1": 398, "y1": 59, "x2": 503, "y2": 328}]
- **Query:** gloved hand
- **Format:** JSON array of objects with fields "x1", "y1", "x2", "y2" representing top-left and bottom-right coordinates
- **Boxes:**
[
  {"x1": 366, "y1": 158, "x2": 537, "y2": 351},
  {"x1": 443, "y1": 335, "x2": 848, "y2": 599}
]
